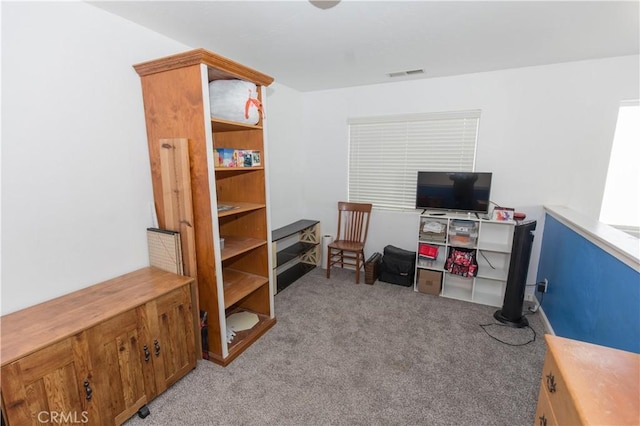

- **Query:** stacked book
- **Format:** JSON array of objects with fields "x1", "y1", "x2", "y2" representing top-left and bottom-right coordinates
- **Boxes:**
[{"x1": 420, "y1": 220, "x2": 447, "y2": 243}]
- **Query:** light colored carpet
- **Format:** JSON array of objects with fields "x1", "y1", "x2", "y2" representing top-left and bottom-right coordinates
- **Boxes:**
[{"x1": 125, "y1": 268, "x2": 546, "y2": 426}]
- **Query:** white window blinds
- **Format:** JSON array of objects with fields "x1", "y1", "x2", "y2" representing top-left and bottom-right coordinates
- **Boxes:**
[{"x1": 348, "y1": 110, "x2": 481, "y2": 210}]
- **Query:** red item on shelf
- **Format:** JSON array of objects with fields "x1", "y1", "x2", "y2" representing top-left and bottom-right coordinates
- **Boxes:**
[{"x1": 419, "y1": 244, "x2": 438, "y2": 260}]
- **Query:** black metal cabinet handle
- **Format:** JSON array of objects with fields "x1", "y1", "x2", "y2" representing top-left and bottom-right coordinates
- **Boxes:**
[
  {"x1": 154, "y1": 339, "x2": 161, "y2": 357},
  {"x1": 545, "y1": 372, "x2": 557, "y2": 393},
  {"x1": 83, "y1": 380, "x2": 92, "y2": 401},
  {"x1": 143, "y1": 344, "x2": 150, "y2": 362}
]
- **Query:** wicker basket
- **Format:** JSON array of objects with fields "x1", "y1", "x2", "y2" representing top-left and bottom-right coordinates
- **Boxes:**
[{"x1": 364, "y1": 252, "x2": 382, "y2": 285}]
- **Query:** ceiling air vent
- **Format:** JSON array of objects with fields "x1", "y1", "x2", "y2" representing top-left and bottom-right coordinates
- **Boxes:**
[{"x1": 388, "y1": 69, "x2": 425, "y2": 78}]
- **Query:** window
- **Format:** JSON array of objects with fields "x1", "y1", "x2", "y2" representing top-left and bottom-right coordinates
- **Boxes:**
[
  {"x1": 348, "y1": 110, "x2": 480, "y2": 210},
  {"x1": 599, "y1": 101, "x2": 639, "y2": 236}
]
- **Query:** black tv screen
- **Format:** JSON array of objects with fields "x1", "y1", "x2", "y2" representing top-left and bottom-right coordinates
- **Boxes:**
[{"x1": 415, "y1": 171, "x2": 492, "y2": 214}]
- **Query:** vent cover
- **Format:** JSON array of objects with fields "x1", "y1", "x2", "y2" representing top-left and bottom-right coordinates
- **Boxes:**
[{"x1": 388, "y1": 69, "x2": 425, "y2": 78}]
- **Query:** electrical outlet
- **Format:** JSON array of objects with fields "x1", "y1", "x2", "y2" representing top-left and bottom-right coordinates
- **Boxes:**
[{"x1": 538, "y1": 278, "x2": 549, "y2": 293}]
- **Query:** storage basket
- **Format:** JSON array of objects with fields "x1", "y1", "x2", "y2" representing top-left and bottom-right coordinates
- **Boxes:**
[{"x1": 364, "y1": 252, "x2": 382, "y2": 285}]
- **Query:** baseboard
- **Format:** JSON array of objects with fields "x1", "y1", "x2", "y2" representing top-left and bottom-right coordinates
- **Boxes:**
[
  {"x1": 524, "y1": 293, "x2": 555, "y2": 336},
  {"x1": 537, "y1": 305, "x2": 555, "y2": 336}
]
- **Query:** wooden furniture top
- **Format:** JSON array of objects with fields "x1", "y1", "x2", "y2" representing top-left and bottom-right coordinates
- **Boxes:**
[
  {"x1": 545, "y1": 334, "x2": 640, "y2": 425},
  {"x1": 133, "y1": 48, "x2": 274, "y2": 87},
  {"x1": 0, "y1": 267, "x2": 194, "y2": 366}
]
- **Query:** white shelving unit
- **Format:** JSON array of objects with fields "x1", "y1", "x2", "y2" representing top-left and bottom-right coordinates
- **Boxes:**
[{"x1": 415, "y1": 213, "x2": 515, "y2": 307}]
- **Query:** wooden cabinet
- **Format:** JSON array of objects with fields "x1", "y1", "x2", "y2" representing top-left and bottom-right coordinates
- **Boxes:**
[
  {"x1": 272, "y1": 220, "x2": 321, "y2": 293},
  {"x1": 1, "y1": 334, "x2": 97, "y2": 425},
  {"x1": 85, "y1": 284, "x2": 195, "y2": 424},
  {"x1": 416, "y1": 214, "x2": 515, "y2": 306},
  {"x1": 0, "y1": 267, "x2": 196, "y2": 425},
  {"x1": 133, "y1": 49, "x2": 276, "y2": 366},
  {"x1": 87, "y1": 307, "x2": 151, "y2": 424},
  {"x1": 149, "y1": 285, "x2": 198, "y2": 390},
  {"x1": 534, "y1": 334, "x2": 639, "y2": 426}
]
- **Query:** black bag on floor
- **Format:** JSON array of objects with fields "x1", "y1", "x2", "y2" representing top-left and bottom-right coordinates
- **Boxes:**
[{"x1": 379, "y1": 245, "x2": 416, "y2": 287}]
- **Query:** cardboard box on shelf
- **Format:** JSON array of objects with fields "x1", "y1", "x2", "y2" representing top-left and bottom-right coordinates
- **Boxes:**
[{"x1": 417, "y1": 269, "x2": 442, "y2": 295}]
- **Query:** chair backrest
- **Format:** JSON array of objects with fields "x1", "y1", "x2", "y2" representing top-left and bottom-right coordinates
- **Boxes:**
[{"x1": 335, "y1": 201, "x2": 372, "y2": 244}]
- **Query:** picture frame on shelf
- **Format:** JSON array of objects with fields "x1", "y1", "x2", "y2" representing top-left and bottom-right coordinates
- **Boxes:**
[{"x1": 492, "y1": 207, "x2": 514, "y2": 221}]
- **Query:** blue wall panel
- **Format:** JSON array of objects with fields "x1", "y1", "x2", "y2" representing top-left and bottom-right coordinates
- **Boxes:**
[{"x1": 537, "y1": 214, "x2": 640, "y2": 353}]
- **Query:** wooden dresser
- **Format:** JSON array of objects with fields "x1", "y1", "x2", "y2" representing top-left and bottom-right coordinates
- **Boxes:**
[
  {"x1": 1, "y1": 267, "x2": 197, "y2": 425},
  {"x1": 535, "y1": 334, "x2": 639, "y2": 425}
]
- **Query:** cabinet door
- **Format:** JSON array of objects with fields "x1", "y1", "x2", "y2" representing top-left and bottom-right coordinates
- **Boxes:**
[
  {"x1": 87, "y1": 308, "x2": 151, "y2": 425},
  {"x1": 147, "y1": 285, "x2": 196, "y2": 394},
  {"x1": 1, "y1": 333, "x2": 99, "y2": 425}
]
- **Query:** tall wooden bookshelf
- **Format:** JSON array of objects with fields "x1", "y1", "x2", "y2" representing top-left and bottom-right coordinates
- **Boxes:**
[{"x1": 134, "y1": 49, "x2": 276, "y2": 366}]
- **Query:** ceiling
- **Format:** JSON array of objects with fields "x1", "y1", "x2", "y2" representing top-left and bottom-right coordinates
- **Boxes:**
[{"x1": 89, "y1": 1, "x2": 639, "y2": 92}]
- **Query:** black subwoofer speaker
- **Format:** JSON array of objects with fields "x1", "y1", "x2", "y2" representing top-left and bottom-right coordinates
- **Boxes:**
[{"x1": 494, "y1": 220, "x2": 537, "y2": 328}]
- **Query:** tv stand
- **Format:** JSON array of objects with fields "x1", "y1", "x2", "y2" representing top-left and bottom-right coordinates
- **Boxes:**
[{"x1": 416, "y1": 212, "x2": 516, "y2": 307}]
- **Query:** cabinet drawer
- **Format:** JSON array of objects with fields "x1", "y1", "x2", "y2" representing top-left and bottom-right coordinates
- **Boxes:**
[
  {"x1": 540, "y1": 335, "x2": 640, "y2": 426},
  {"x1": 534, "y1": 380, "x2": 558, "y2": 426},
  {"x1": 541, "y1": 351, "x2": 581, "y2": 425}
]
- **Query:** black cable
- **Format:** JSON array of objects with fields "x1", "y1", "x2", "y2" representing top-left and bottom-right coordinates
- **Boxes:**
[
  {"x1": 477, "y1": 250, "x2": 496, "y2": 269},
  {"x1": 479, "y1": 281, "x2": 545, "y2": 346},
  {"x1": 526, "y1": 284, "x2": 545, "y2": 313},
  {"x1": 479, "y1": 322, "x2": 537, "y2": 346}
]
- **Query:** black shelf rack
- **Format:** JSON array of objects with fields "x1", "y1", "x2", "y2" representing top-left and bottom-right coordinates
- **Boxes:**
[{"x1": 271, "y1": 219, "x2": 320, "y2": 293}]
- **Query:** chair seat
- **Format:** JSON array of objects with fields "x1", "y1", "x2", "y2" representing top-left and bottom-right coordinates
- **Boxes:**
[{"x1": 328, "y1": 240, "x2": 364, "y2": 251}]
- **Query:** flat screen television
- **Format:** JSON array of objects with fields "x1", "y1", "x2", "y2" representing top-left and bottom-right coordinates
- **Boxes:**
[{"x1": 415, "y1": 171, "x2": 492, "y2": 214}]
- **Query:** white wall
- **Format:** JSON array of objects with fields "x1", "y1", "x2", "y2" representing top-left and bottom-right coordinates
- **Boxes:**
[
  {"x1": 1, "y1": 2, "x2": 189, "y2": 314},
  {"x1": 266, "y1": 55, "x2": 639, "y2": 286},
  {"x1": 264, "y1": 82, "x2": 306, "y2": 230},
  {"x1": 2, "y1": 1, "x2": 637, "y2": 315}
]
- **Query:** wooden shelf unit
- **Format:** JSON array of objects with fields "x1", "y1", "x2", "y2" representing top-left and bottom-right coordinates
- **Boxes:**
[
  {"x1": 271, "y1": 220, "x2": 321, "y2": 293},
  {"x1": 211, "y1": 117, "x2": 263, "y2": 133},
  {"x1": 134, "y1": 48, "x2": 276, "y2": 366}
]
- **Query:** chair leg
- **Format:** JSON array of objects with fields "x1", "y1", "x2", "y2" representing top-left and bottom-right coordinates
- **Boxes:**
[
  {"x1": 326, "y1": 247, "x2": 331, "y2": 278},
  {"x1": 355, "y1": 251, "x2": 361, "y2": 284}
]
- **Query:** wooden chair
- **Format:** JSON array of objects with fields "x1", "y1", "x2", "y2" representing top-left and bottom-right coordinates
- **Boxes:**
[{"x1": 326, "y1": 201, "x2": 372, "y2": 284}]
